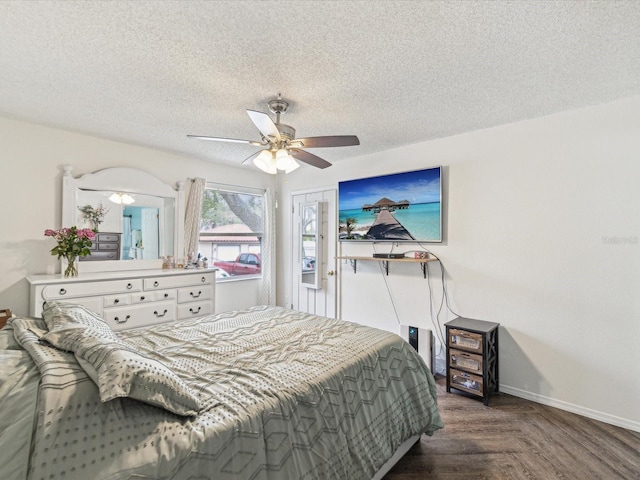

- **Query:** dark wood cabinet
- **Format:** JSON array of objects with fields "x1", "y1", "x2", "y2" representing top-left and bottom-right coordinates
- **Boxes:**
[
  {"x1": 445, "y1": 317, "x2": 499, "y2": 406},
  {"x1": 81, "y1": 232, "x2": 121, "y2": 261}
]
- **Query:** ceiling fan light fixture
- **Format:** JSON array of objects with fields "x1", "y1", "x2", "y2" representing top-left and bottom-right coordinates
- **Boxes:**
[
  {"x1": 283, "y1": 158, "x2": 300, "y2": 174},
  {"x1": 253, "y1": 149, "x2": 277, "y2": 174},
  {"x1": 276, "y1": 148, "x2": 299, "y2": 173}
]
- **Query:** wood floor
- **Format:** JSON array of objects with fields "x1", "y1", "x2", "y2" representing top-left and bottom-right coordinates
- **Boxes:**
[{"x1": 384, "y1": 376, "x2": 640, "y2": 480}]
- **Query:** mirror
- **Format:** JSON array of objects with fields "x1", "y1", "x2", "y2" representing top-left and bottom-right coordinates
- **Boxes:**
[
  {"x1": 300, "y1": 201, "x2": 323, "y2": 289},
  {"x1": 62, "y1": 165, "x2": 184, "y2": 273}
]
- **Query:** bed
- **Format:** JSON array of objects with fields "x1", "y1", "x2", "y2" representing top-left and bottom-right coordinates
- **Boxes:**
[{"x1": 0, "y1": 303, "x2": 443, "y2": 480}]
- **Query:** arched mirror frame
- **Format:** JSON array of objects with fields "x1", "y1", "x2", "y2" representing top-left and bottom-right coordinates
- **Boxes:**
[{"x1": 61, "y1": 164, "x2": 184, "y2": 273}]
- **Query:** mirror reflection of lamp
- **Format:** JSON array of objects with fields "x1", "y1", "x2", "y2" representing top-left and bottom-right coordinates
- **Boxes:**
[{"x1": 109, "y1": 193, "x2": 135, "y2": 205}]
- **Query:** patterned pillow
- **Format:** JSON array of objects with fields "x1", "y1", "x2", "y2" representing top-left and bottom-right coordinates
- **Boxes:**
[
  {"x1": 41, "y1": 302, "x2": 201, "y2": 416},
  {"x1": 41, "y1": 301, "x2": 118, "y2": 350}
]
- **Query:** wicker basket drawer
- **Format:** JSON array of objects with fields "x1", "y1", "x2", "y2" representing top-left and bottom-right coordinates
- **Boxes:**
[
  {"x1": 449, "y1": 328, "x2": 483, "y2": 354},
  {"x1": 450, "y1": 368, "x2": 484, "y2": 397},
  {"x1": 449, "y1": 348, "x2": 483, "y2": 373}
]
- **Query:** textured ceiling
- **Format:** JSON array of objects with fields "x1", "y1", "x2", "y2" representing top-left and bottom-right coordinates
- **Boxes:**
[{"x1": 1, "y1": 0, "x2": 639, "y2": 170}]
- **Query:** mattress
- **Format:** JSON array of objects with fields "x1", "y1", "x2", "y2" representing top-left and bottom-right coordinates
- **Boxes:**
[{"x1": 0, "y1": 305, "x2": 443, "y2": 480}]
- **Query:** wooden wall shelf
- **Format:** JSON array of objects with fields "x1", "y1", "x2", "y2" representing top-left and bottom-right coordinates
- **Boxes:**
[{"x1": 336, "y1": 255, "x2": 438, "y2": 278}]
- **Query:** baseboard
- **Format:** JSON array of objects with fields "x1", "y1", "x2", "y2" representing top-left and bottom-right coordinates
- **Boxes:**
[{"x1": 500, "y1": 384, "x2": 640, "y2": 433}]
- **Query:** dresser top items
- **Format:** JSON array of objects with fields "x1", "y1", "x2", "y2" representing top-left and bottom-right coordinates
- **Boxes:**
[{"x1": 27, "y1": 268, "x2": 216, "y2": 285}]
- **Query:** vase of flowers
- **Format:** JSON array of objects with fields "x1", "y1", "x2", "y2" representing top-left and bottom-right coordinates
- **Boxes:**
[
  {"x1": 78, "y1": 203, "x2": 109, "y2": 231},
  {"x1": 44, "y1": 227, "x2": 96, "y2": 277}
]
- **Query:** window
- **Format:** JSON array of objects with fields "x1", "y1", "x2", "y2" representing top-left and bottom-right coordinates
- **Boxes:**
[{"x1": 198, "y1": 185, "x2": 265, "y2": 280}]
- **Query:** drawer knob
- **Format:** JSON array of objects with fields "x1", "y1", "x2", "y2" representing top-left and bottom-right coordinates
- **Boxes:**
[
  {"x1": 154, "y1": 281, "x2": 159, "y2": 287},
  {"x1": 189, "y1": 306, "x2": 202, "y2": 314},
  {"x1": 59, "y1": 288, "x2": 67, "y2": 295},
  {"x1": 140, "y1": 296, "x2": 145, "y2": 301},
  {"x1": 201, "y1": 276, "x2": 206, "y2": 283},
  {"x1": 114, "y1": 299, "x2": 120, "y2": 304},
  {"x1": 126, "y1": 283, "x2": 133, "y2": 290},
  {"x1": 164, "y1": 293, "x2": 169, "y2": 298},
  {"x1": 190, "y1": 290, "x2": 202, "y2": 298},
  {"x1": 115, "y1": 315, "x2": 130, "y2": 324},
  {"x1": 154, "y1": 309, "x2": 168, "y2": 317}
]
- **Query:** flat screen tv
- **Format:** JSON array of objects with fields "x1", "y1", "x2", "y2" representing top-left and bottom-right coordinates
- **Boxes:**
[{"x1": 338, "y1": 166, "x2": 442, "y2": 242}]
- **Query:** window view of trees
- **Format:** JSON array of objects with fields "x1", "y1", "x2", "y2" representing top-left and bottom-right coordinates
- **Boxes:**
[{"x1": 199, "y1": 188, "x2": 264, "y2": 279}]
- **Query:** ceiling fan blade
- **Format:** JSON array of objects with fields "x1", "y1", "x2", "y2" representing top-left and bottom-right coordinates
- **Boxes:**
[
  {"x1": 247, "y1": 110, "x2": 281, "y2": 141},
  {"x1": 241, "y1": 150, "x2": 263, "y2": 165},
  {"x1": 289, "y1": 149, "x2": 332, "y2": 169},
  {"x1": 187, "y1": 135, "x2": 262, "y2": 146},
  {"x1": 293, "y1": 135, "x2": 360, "y2": 148}
]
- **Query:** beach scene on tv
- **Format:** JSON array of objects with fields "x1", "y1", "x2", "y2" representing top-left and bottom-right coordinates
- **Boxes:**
[{"x1": 338, "y1": 167, "x2": 442, "y2": 242}]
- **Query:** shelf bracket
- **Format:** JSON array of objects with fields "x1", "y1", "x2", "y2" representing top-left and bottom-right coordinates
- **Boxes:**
[
  {"x1": 382, "y1": 260, "x2": 389, "y2": 275},
  {"x1": 420, "y1": 262, "x2": 427, "y2": 279},
  {"x1": 349, "y1": 258, "x2": 357, "y2": 273}
]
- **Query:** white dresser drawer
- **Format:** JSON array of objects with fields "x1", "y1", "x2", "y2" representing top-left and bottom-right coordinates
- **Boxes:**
[
  {"x1": 144, "y1": 273, "x2": 212, "y2": 291},
  {"x1": 103, "y1": 294, "x2": 132, "y2": 308},
  {"x1": 177, "y1": 285, "x2": 213, "y2": 304},
  {"x1": 103, "y1": 301, "x2": 177, "y2": 331},
  {"x1": 152, "y1": 289, "x2": 175, "y2": 302},
  {"x1": 42, "y1": 278, "x2": 143, "y2": 300},
  {"x1": 130, "y1": 292, "x2": 156, "y2": 304},
  {"x1": 177, "y1": 300, "x2": 213, "y2": 320}
]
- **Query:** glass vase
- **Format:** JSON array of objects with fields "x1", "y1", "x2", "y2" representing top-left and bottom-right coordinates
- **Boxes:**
[{"x1": 64, "y1": 255, "x2": 79, "y2": 277}]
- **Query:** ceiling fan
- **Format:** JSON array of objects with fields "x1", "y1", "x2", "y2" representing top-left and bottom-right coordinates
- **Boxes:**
[{"x1": 187, "y1": 95, "x2": 360, "y2": 174}]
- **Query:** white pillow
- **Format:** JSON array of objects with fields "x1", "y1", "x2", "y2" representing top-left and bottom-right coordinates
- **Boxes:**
[
  {"x1": 41, "y1": 301, "x2": 117, "y2": 349},
  {"x1": 42, "y1": 302, "x2": 201, "y2": 416}
]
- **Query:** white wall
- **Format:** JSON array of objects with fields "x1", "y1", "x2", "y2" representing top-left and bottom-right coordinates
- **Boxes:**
[
  {"x1": 2, "y1": 95, "x2": 638, "y2": 431},
  {"x1": 0, "y1": 115, "x2": 275, "y2": 316},
  {"x1": 277, "y1": 96, "x2": 640, "y2": 432}
]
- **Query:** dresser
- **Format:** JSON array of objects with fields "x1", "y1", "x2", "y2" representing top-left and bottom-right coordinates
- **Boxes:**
[
  {"x1": 81, "y1": 232, "x2": 122, "y2": 261},
  {"x1": 28, "y1": 269, "x2": 215, "y2": 331}
]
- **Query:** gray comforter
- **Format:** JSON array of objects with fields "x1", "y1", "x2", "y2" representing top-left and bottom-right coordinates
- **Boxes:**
[{"x1": 2, "y1": 305, "x2": 443, "y2": 480}]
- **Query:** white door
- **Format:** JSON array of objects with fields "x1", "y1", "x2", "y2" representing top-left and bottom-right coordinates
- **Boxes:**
[
  {"x1": 291, "y1": 189, "x2": 337, "y2": 318},
  {"x1": 141, "y1": 208, "x2": 159, "y2": 259}
]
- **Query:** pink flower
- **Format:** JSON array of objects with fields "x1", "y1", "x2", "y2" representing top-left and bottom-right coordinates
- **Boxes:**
[
  {"x1": 43, "y1": 226, "x2": 95, "y2": 260},
  {"x1": 78, "y1": 229, "x2": 96, "y2": 240}
]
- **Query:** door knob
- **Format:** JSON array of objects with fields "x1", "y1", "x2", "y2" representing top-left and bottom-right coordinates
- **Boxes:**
[{"x1": 327, "y1": 270, "x2": 335, "y2": 276}]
